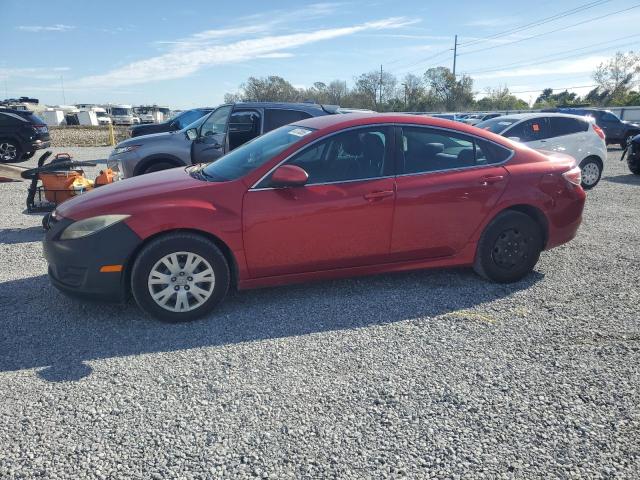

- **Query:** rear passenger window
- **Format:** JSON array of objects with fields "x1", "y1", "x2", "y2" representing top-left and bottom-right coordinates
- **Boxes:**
[
  {"x1": 548, "y1": 117, "x2": 588, "y2": 137},
  {"x1": 399, "y1": 127, "x2": 510, "y2": 175},
  {"x1": 264, "y1": 109, "x2": 313, "y2": 132}
]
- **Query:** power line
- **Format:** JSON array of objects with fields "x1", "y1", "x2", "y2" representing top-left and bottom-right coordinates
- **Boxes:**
[
  {"x1": 458, "y1": 3, "x2": 640, "y2": 57},
  {"x1": 459, "y1": 0, "x2": 611, "y2": 47},
  {"x1": 388, "y1": 47, "x2": 452, "y2": 74},
  {"x1": 510, "y1": 84, "x2": 597, "y2": 94},
  {"x1": 462, "y1": 34, "x2": 640, "y2": 75}
]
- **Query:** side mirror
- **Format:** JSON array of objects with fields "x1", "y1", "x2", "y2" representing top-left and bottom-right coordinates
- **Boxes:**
[
  {"x1": 186, "y1": 128, "x2": 198, "y2": 141},
  {"x1": 507, "y1": 136, "x2": 521, "y2": 142},
  {"x1": 271, "y1": 165, "x2": 308, "y2": 187}
]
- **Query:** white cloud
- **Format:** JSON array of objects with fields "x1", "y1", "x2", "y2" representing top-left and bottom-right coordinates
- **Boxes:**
[
  {"x1": 0, "y1": 67, "x2": 70, "y2": 80},
  {"x1": 16, "y1": 24, "x2": 75, "y2": 32},
  {"x1": 71, "y1": 17, "x2": 414, "y2": 88},
  {"x1": 472, "y1": 56, "x2": 606, "y2": 80}
]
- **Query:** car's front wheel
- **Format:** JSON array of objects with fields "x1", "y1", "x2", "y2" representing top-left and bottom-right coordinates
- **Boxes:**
[
  {"x1": 579, "y1": 157, "x2": 602, "y2": 189},
  {"x1": 474, "y1": 211, "x2": 543, "y2": 283},
  {"x1": 143, "y1": 161, "x2": 177, "y2": 175},
  {"x1": 0, "y1": 140, "x2": 22, "y2": 163},
  {"x1": 131, "y1": 232, "x2": 230, "y2": 322}
]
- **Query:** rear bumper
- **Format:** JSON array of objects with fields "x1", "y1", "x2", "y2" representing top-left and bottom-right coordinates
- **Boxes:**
[
  {"x1": 545, "y1": 186, "x2": 586, "y2": 250},
  {"x1": 31, "y1": 140, "x2": 50, "y2": 151},
  {"x1": 43, "y1": 217, "x2": 141, "y2": 302}
]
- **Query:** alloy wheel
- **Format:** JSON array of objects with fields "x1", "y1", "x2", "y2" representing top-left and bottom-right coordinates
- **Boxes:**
[
  {"x1": 0, "y1": 142, "x2": 17, "y2": 162},
  {"x1": 147, "y1": 251, "x2": 215, "y2": 312},
  {"x1": 581, "y1": 162, "x2": 600, "y2": 187}
]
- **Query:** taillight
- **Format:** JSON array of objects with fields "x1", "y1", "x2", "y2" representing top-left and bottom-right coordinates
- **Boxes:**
[
  {"x1": 562, "y1": 166, "x2": 582, "y2": 187},
  {"x1": 592, "y1": 124, "x2": 605, "y2": 140}
]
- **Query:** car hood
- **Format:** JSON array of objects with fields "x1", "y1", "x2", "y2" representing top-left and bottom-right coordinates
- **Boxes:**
[
  {"x1": 117, "y1": 130, "x2": 178, "y2": 147},
  {"x1": 56, "y1": 166, "x2": 204, "y2": 221}
]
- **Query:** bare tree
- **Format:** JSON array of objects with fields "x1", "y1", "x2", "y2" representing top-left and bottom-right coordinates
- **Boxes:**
[
  {"x1": 401, "y1": 73, "x2": 424, "y2": 110},
  {"x1": 593, "y1": 51, "x2": 640, "y2": 104},
  {"x1": 239, "y1": 76, "x2": 301, "y2": 102}
]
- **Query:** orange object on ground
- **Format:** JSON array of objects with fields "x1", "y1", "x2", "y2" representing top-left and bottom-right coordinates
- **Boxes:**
[
  {"x1": 39, "y1": 170, "x2": 94, "y2": 202},
  {"x1": 95, "y1": 168, "x2": 115, "y2": 187}
]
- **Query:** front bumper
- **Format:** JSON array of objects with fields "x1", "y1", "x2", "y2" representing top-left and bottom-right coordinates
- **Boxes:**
[{"x1": 43, "y1": 216, "x2": 142, "y2": 302}]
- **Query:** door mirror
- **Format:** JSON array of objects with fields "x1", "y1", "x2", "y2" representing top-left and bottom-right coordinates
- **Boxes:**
[
  {"x1": 271, "y1": 165, "x2": 309, "y2": 187},
  {"x1": 186, "y1": 128, "x2": 198, "y2": 141}
]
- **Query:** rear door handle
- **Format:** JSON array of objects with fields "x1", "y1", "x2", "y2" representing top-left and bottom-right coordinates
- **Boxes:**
[
  {"x1": 363, "y1": 190, "x2": 394, "y2": 201},
  {"x1": 479, "y1": 175, "x2": 505, "y2": 186}
]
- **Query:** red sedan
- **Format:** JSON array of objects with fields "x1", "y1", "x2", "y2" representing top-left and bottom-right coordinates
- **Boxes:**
[{"x1": 44, "y1": 114, "x2": 586, "y2": 322}]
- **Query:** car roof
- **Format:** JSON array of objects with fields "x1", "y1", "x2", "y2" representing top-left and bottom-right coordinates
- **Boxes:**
[
  {"x1": 490, "y1": 112, "x2": 591, "y2": 121},
  {"x1": 291, "y1": 112, "x2": 515, "y2": 146},
  {"x1": 228, "y1": 102, "x2": 330, "y2": 115}
]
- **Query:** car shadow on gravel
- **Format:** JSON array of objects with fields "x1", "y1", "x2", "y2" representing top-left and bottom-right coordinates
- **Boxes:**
[
  {"x1": 604, "y1": 174, "x2": 640, "y2": 186},
  {"x1": 0, "y1": 269, "x2": 543, "y2": 382},
  {"x1": 0, "y1": 227, "x2": 44, "y2": 244}
]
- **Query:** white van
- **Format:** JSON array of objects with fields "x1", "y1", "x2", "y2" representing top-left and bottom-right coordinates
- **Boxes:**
[{"x1": 107, "y1": 104, "x2": 139, "y2": 126}]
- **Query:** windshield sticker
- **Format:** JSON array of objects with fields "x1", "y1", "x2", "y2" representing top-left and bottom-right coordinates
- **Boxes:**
[{"x1": 289, "y1": 128, "x2": 313, "y2": 137}]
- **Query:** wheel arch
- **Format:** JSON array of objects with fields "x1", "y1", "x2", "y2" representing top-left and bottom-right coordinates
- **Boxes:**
[
  {"x1": 497, "y1": 204, "x2": 549, "y2": 249},
  {"x1": 123, "y1": 228, "x2": 240, "y2": 298},
  {"x1": 133, "y1": 154, "x2": 186, "y2": 176},
  {"x1": 580, "y1": 154, "x2": 603, "y2": 169}
]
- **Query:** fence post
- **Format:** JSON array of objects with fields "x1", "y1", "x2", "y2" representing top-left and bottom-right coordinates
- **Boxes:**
[{"x1": 108, "y1": 123, "x2": 115, "y2": 146}]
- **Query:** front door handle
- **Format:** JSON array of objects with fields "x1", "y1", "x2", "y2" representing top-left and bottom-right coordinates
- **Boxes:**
[
  {"x1": 479, "y1": 175, "x2": 505, "y2": 186},
  {"x1": 363, "y1": 190, "x2": 394, "y2": 201}
]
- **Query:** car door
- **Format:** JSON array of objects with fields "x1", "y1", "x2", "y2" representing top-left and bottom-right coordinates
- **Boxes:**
[
  {"x1": 544, "y1": 116, "x2": 590, "y2": 157},
  {"x1": 191, "y1": 105, "x2": 232, "y2": 164},
  {"x1": 242, "y1": 126, "x2": 396, "y2": 278},
  {"x1": 226, "y1": 109, "x2": 262, "y2": 151},
  {"x1": 599, "y1": 111, "x2": 624, "y2": 140},
  {"x1": 390, "y1": 126, "x2": 512, "y2": 260}
]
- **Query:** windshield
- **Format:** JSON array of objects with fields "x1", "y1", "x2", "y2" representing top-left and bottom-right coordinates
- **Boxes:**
[
  {"x1": 174, "y1": 109, "x2": 207, "y2": 129},
  {"x1": 112, "y1": 108, "x2": 131, "y2": 116},
  {"x1": 201, "y1": 125, "x2": 315, "y2": 182},
  {"x1": 475, "y1": 117, "x2": 519, "y2": 134}
]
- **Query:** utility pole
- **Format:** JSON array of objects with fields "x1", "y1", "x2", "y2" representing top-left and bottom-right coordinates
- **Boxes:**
[
  {"x1": 60, "y1": 75, "x2": 66, "y2": 105},
  {"x1": 452, "y1": 34, "x2": 458, "y2": 77},
  {"x1": 379, "y1": 64, "x2": 383, "y2": 105},
  {"x1": 401, "y1": 82, "x2": 407, "y2": 109},
  {"x1": 3, "y1": 79, "x2": 7, "y2": 100}
]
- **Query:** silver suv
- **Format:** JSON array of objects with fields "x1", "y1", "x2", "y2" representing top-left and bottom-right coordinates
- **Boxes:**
[{"x1": 108, "y1": 102, "x2": 338, "y2": 178}]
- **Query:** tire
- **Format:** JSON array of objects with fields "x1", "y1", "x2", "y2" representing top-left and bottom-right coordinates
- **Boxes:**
[
  {"x1": 473, "y1": 211, "x2": 543, "y2": 283},
  {"x1": 579, "y1": 157, "x2": 602, "y2": 190},
  {"x1": 143, "y1": 161, "x2": 177, "y2": 175},
  {"x1": 0, "y1": 139, "x2": 23, "y2": 163},
  {"x1": 131, "y1": 232, "x2": 230, "y2": 322},
  {"x1": 628, "y1": 155, "x2": 640, "y2": 175}
]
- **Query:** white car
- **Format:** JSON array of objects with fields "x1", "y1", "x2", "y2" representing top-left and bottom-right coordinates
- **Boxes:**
[{"x1": 476, "y1": 113, "x2": 606, "y2": 189}]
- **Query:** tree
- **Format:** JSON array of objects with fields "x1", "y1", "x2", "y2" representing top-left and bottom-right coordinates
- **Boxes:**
[
  {"x1": 325, "y1": 80, "x2": 348, "y2": 105},
  {"x1": 423, "y1": 67, "x2": 474, "y2": 111},
  {"x1": 477, "y1": 86, "x2": 529, "y2": 110},
  {"x1": 236, "y1": 76, "x2": 301, "y2": 102},
  {"x1": 592, "y1": 51, "x2": 640, "y2": 105},
  {"x1": 400, "y1": 73, "x2": 425, "y2": 110},
  {"x1": 532, "y1": 88, "x2": 578, "y2": 108},
  {"x1": 353, "y1": 70, "x2": 397, "y2": 109}
]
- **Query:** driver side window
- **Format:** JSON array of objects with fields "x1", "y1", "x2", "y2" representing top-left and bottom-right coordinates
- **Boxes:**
[
  {"x1": 200, "y1": 106, "x2": 232, "y2": 137},
  {"x1": 283, "y1": 127, "x2": 391, "y2": 185}
]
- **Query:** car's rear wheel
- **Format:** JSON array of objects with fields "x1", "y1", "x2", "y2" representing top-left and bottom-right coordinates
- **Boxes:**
[
  {"x1": 131, "y1": 232, "x2": 230, "y2": 322},
  {"x1": 0, "y1": 140, "x2": 22, "y2": 163},
  {"x1": 474, "y1": 211, "x2": 543, "y2": 283},
  {"x1": 579, "y1": 157, "x2": 602, "y2": 189},
  {"x1": 143, "y1": 161, "x2": 177, "y2": 175},
  {"x1": 628, "y1": 154, "x2": 640, "y2": 175}
]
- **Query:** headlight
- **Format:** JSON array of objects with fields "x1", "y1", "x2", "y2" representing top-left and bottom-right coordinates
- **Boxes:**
[
  {"x1": 60, "y1": 215, "x2": 130, "y2": 240},
  {"x1": 112, "y1": 145, "x2": 140, "y2": 155}
]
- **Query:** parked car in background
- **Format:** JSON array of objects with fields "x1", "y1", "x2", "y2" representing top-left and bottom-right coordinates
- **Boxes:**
[
  {"x1": 0, "y1": 108, "x2": 50, "y2": 162},
  {"x1": 130, "y1": 108, "x2": 213, "y2": 138},
  {"x1": 621, "y1": 133, "x2": 640, "y2": 175},
  {"x1": 109, "y1": 102, "x2": 338, "y2": 178},
  {"x1": 476, "y1": 112, "x2": 606, "y2": 189},
  {"x1": 45, "y1": 113, "x2": 586, "y2": 322},
  {"x1": 555, "y1": 108, "x2": 640, "y2": 148},
  {"x1": 463, "y1": 113, "x2": 503, "y2": 126}
]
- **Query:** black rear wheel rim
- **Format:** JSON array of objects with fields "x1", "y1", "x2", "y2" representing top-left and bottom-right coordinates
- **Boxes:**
[{"x1": 491, "y1": 228, "x2": 530, "y2": 269}]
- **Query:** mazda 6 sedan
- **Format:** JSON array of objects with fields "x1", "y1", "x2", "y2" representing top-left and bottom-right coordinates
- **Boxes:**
[{"x1": 44, "y1": 114, "x2": 586, "y2": 322}]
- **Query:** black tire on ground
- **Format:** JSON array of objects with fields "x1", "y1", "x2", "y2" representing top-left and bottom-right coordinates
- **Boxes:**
[
  {"x1": 131, "y1": 232, "x2": 230, "y2": 322},
  {"x1": 579, "y1": 157, "x2": 602, "y2": 190},
  {"x1": 143, "y1": 161, "x2": 177, "y2": 175},
  {"x1": 628, "y1": 155, "x2": 640, "y2": 175},
  {"x1": 473, "y1": 211, "x2": 543, "y2": 283},
  {"x1": 0, "y1": 139, "x2": 23, "y2": 163}
]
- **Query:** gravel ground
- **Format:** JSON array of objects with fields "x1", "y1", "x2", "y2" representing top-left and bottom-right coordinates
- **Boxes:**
[{"x1": 0, "y1": 147, "x2": 639, "y2": 479}]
